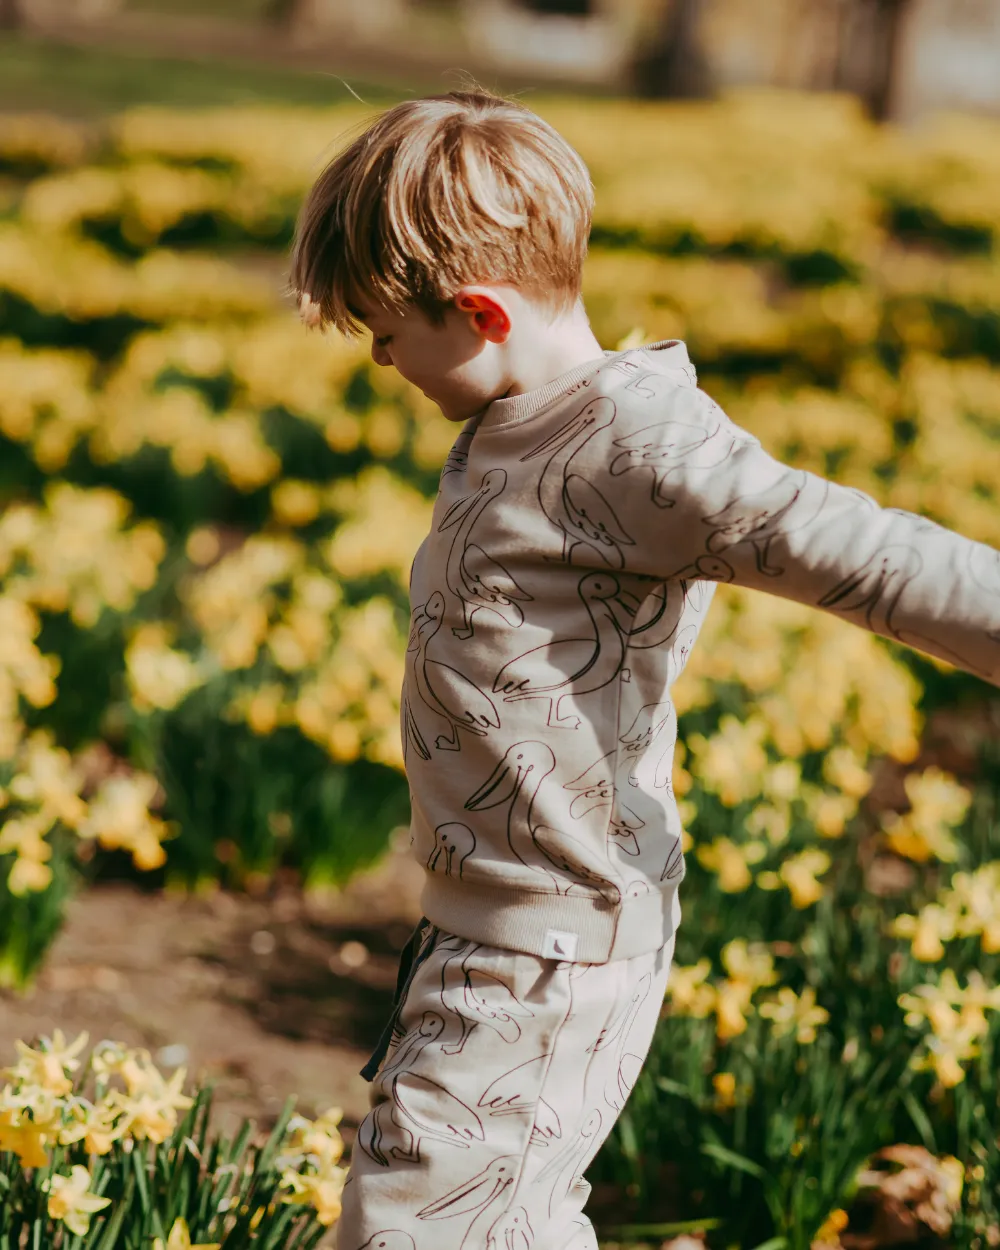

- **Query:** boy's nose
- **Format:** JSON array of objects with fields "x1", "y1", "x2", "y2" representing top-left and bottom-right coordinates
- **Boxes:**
[{"x1": 371, "y1": 341, "x2": 391, "y2": 367}]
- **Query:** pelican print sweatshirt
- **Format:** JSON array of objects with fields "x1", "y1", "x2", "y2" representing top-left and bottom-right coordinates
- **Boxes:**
[{"x1": 401, "y1": 339, "x2": 1000, "y2": 964}]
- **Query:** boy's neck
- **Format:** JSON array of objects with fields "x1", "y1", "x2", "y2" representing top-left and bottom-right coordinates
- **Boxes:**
[{"x1": 499, "y1": 298, "x2": 604, "y2": 400}]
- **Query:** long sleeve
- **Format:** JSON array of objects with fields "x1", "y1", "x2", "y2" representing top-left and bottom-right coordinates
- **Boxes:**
[{"x1": 608, "y1": 379, "x2": 1000, "y2": 687}]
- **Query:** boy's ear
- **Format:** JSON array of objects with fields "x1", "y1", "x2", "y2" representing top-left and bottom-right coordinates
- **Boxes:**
[{"x1": 453, "y1": 287, "x2": 512, "y2": 344}]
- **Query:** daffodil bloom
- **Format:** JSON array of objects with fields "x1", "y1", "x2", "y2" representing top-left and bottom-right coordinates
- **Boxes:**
[
  {"x1": 0, "y1": 1106, "x2": 51, "y2": 1167},
  {"x1": 43, "y1": 1165, "x2": 111, "y2": 1236},
  {"x1": 152, "y1": 1216, "x2": 221, "y2": 1250},
  {"x1": 814, "y1": 1208, "x2": 850, "y2": 1247},
  {"x1": 721, "y1": 940, "x2": 778, "y2": 991},
  {"x1": 759, "y1": 985, "x2": 830, "y2": 1043},
  {"x1": 59, "y1": 1097, "x2": 124, "y2": 1155},
  {"x1": 780, "y1": 848, "x2": 831, "y2": 908},
  {"x1": 892, "y1": 904, "x2": 957, "y2": 962},
  {"x1": 712, "y1": 1071, "x2": 737, "y2": 1108},
  {"x1": 695, "y1": 836, "x2": 767, "y2": 892},
  {"x1": 664, "y1": 958, "x2": 716, "y2": 1017},
  {"x1": 822, "y1": 745, "x2": 873, "y2": 799},
  {"x1": 3, "y1": 1029, "x2": 88, "y2": 1095},
  {"x1": 881, "y1": 767, "x2": 971, "y2": 863},
  {"x1": 687, "y1": 715, "x2": 769, "y2": 806},
  {"x1": 944, "y1": 863, "x2": 1000, "y2": 953},
  {"x1": 282, "y1": 1107, "x2": 345, "y2": 1166},
  {"x1": 280, "y1": 1157, "x2": 346, "y2": 1226}
]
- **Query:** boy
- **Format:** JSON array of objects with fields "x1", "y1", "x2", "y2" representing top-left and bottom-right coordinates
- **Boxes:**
[{"x1": 291, "y1": 89, "x2": 1000, "y2": 1250}]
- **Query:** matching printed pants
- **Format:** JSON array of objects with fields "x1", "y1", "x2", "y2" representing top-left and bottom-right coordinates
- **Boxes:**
[{"x1": 336, "y1": 924, "x2": 675, "y2": 1250}]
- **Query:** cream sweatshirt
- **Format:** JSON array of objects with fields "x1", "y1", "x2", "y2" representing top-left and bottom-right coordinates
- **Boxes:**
[{"x1": 400, "y1": 339, "x2": 1000, "y2": 964}]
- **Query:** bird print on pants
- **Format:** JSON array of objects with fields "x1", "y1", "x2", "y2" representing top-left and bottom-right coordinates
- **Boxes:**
[
  {"x1": 487, "y1": 1206, "x2": 534, "y2": 1250},
  {"x1": 436, "y1": 936, "x2": 537, "y2": 1057},
  {"x1": 492, "y1": 573, "x2": 640, "y2": 729},
  {"x1": 465, "y1": 740, "x2": 622, "y2": 901},
  {"x1": 519, "y1": 397, "x2": 635, "y2": 568},
  {"x1": 534, "y1": 1109, "x2": 603, "y2": 1221},
  {"x1": 407, "y1": 591, "x2": 501, "y2": 751},
  {"x1": 437, "y1": 468, "x2": 533, "y2": 640},
  {"x1": 416, "y1": 1155, "x2": 520, "y2": 1250},
  {"x1": 379, "y1": 1012, "x2": 446, "y2": 1086},
  {"x1": 586, "y1": 971, "x2": 652, "y2": 1113},
  {"x1": 477, "y1": 1053, "x2": 563, "y2": 1147},
  {"x1": 355, "y1": 1233, "x2": 415, "y2": 1250},
  {"x1": 358, "y1": 1069, "x2": 485, "y2": 1167}
]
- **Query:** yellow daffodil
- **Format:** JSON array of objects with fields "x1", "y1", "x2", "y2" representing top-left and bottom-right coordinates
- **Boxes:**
[
  {"x1": 4, "y1": 1029, "x2": 88, "y2": 1095},
  {"x1": 712, "y1": 1071, "x2": 738, "y2": 1109},
  {"x1": 282, "y1": 1107, "x2": 345, "y2": 1166},
  {"x1": 696, "y1": 836, "x2": 767, "y2": 892},
  {"x1": 943, "y1": 863, "x2": 1000, "y2": 953},
  {"x1": 280, "y1": 1157, "x2": 346, "y2": 1226},
  {"x1": 814, "y1": 1208, "x2": 850, "y2": 1247},
  {"x1": 153, "y1": 1216, "x2": 220, "y2": 1250},
  {"x1": 881, "y1": 767, "x2": 971, "y2": 863},
  {"x1": 714, "y1": 940, "x2": 778, "y2": 1040},
  {"x1": 43, "y1": 1165, "x2": 111, "y2": 1236},
  {"x1": 664, "y1": 958, "x2": 716, "y2": 1017},
  {"x1": 822, "y1": 745, "x2": 873, "y2": 799},
  {"x1": 59, "y1": 1097, "x2": 124, "y2": 1155},
  {"x1": 687, "y1": 715, "x2": 769, "y2": 806},
  {"x1": 759, "y1": 985, "x2": 830, "y2": 1043},
  {"x1": 892, "y1": 904, "x2": 957, "y2": 962},
  {"x1": 779, "y1": 848, "x2": 831, "y2": 908}
]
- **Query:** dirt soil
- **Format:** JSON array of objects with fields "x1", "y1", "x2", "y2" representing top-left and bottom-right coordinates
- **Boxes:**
[{"x1": 0, "y1": 829, "x2": 426, "y2": 1149}]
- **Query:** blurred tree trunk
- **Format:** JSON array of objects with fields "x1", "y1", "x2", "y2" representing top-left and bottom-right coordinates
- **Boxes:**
[
  {"x1": 864, "y1": 0, "x2": 912, "y2": 120},
  {"x1": 0, "y1": 0, "x2": 21, "y2": 30},
  {"x1": 631, "y1": 0, "x2": 712, "y2": 99},
  {"x1": 265, "y1": 0, "x2": 311, "y2": 31}
]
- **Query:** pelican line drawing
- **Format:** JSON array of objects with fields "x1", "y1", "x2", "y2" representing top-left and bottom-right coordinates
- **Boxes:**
[
  {"x1": 355, "y1": 1233, "x2": 415, "y2": 1250},
  {"x1": 378, "y1": 1011, "x2": 446, "y2": 1086},
  {"x1": 969, "y1": 543, "x2": 1000, "y2": 644},
  {"x1": 817, "y1": 541, "x2": 973, "y2": 665},
  {"x1": 434, "y1": 933, "x2": 536, "y2": 1057},
  {"x1": 534, "y1": 1109, "x2": 603, "y2": 1221},
  {"x1": 440, "y1": 427, "x2": 475, "y2": 485},
  {"x1": 518, "y1": 397, "x2": 635, "y2": 568},
  {"x1": 437, "y1": 468, "x2": 533, "y2": 640},
  {"x1": 357, "y1": 1068, "x2": 485, "y2": 1167},
  {"x1": 416, "y1": 1155, "x2": 519, "y2": 1250},
  {"x1": 406, "y1": 591, "x2": 501, "y2": 751},
  {"x1": 562, "y1": 751, "x2": 646, "y2": 859},
  {"x1": 492, "y1": 572, "x2": 641, "y2": 730},
  {"x1": 465, "y1": 740, "x2": 622, "y2": 901},
  {"x1": 608, "y1": 415, "x2": 738, "y2": 508},
  {"x1": 426, "y1": 822, "x2": 477, "y2": 878},
  {"x1": 587, "y1": 971, "x2": 652, "y2": 1113},
  {"x1": 478, "y1": 1054, "x2": 563, "y2": 1148}
]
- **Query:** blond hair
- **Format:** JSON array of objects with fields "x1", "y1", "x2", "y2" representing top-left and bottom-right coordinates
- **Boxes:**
[{"x1": 290, "y1": 88, "x2": 594, "y2": 336}]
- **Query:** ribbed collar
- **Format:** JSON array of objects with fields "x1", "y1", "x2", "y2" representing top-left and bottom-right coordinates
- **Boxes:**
[{"x1": 475, "y1": 339, "x2": 692, "y2": 431}]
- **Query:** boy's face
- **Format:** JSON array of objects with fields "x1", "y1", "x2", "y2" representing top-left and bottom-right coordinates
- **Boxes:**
[{"x1": 355, "y1": 292, "x2": 510, "y2": 424}]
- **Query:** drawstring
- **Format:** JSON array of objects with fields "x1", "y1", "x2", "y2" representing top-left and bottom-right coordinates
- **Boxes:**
[{"x1": 360, "y1": 917, "x2": 436, "y2": 1082}]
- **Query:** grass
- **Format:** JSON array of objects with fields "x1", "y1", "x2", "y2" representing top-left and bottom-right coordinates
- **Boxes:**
[{"x1": 0, "y1": 32, "x2": 416, "y2": 114}]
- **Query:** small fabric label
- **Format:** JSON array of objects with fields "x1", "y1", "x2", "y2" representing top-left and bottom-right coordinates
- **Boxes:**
[{"x1": 542, "y1": 929, "x2": 578, "y2": 961}]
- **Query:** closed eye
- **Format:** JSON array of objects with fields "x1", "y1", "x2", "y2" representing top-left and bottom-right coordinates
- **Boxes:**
[{"x1": 374, "y1": 334, "x2": 393, "y2": 347}]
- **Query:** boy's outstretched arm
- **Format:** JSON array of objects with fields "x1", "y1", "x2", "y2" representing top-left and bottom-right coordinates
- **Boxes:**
[{"x1": 613, "y1": 383, "x2": 1000, "y2": 687}]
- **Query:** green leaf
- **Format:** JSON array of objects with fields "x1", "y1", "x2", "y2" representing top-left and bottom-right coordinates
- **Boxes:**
[
  {"x1": 902, "y1": 1089, "x2": 937, "y2": 1153},
  {"x1": 701, "y1": 1141, "x2": 770, "y2": 1183}
]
